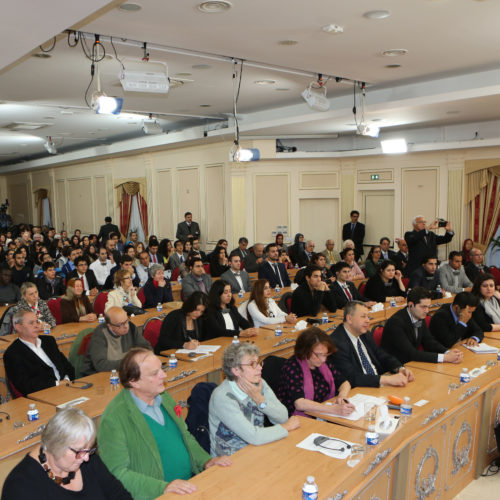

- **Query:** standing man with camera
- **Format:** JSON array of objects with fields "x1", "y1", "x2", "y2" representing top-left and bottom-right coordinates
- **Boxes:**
[{"x1": 405, "y1": 216, "x2": 454, "y2": 275}]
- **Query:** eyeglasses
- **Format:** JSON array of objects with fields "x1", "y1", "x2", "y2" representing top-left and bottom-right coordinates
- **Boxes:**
[
  {"x1": 312, "y1": 351, "x2": 328, "y2": 360},
  {"x1": 69, "y1": 447, "x2": 96, "y2": 459},
  {"x1": 109, "y1": 320, "x2": 128, "y2": 328},
  {"x1": 239, "y1": 360, "x2": 264, "y2": 369},
  {"x1": 263, "y1": 286, "x2": 271, "y2": 290}
]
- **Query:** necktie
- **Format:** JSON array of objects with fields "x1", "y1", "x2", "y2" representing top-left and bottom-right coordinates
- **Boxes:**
[
  {"x1": 273, "y1": 263, "x2": 283, "y2": 287},
  {"x1": 180, "y1": 255, "x2": 184, "y2": 263},
  {"x1": 344, "y1": 285, "x2": 352, "y2": 301},
  {"x1": 81, "y1": 276, "x2": 86, "y2": 291},
  {"x1": 153, "y1": 254, "x2": 157, "y2": 263},
  {"x1": 357, "y1": 339, "x2": 375, "y2": 375},
  {"x1": 351, "y1": 223, "x2": 355, "y2": 235}
]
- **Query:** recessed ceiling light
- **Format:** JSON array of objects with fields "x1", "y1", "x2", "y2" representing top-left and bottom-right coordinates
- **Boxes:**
[
  {"x1": 254, "y1": 80, "x2": 276, "y2": 85},
  {"x1": 322, "y1": 24, "x2": 344, "y2": 34},
  {"x1": 118, "y1": 3, "x2": 142, "y2": 12},
  {"x1": 32, "y1": 53, "x2": 51, "y2": 59},
  {"x1": 364, "y1": 10, "x2": 391, "y2": 19},
  {"x1": 192, "y1": 64, "x2": 211, "y2": 70},
  {"x1": 446, "y1": 110, "x2": 460, "y2": 115},
  {"x1": 372, "y1": 118, "x2": 383, "y2": 122},
  {"x1": 60, "y1": 110, "x2": 74, "y2": 115},
  {"x1": 88, "y1": 132, "x2": 96, "y2": 135},
  {"x1": 278, "y1": 40, "x2": 298, "y2": 46},
  {"x1": 105, "y1": 54, "x2": 113, "y2": 60},
  {"x1": 382, "y1": 49, "x2": 408, "y2": 57},
  {"x1": 43, "y1": 116, "x2": 56, "y2": 120},
  {"x1": 197, "y1": 1, "x2": 232, "y2": 13},
  {"x1": 174, "y1": 73, "x2": 192, "y2": 77},
  {"x1": 276, "y1": 88, "x2": 290, "y2": 91},
  {"x1": 385, "y1": 64, "x2": 401, "y2": 68},
  {"x1": 200, "y1": 104, "x2": 211, "y2": 107}
]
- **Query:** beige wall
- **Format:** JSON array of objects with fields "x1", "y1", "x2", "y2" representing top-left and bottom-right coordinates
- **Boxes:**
[{"x1": 6, "y1": 140, "x2": 500, "y2": 254}]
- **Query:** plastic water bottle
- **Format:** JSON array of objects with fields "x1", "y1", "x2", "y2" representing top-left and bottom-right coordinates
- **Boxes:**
[
  {"x1": 232, "y1": 336, "x2": 240, "y2": 345},
  {"x1": 365, "y1": 425, "x2": 379, "y2": 446},
  {"x1": 436, "y1": 284, "x2": 442, "y2": 295},
  {"x1": 275, "y1": 284, "x2": 280, "y2": 293},
  {"x1": 169, "y1": 354, "x2": 178, "y2": 368},
  {"x1": 497, "y1": 351, "x2": 500, "y2": 362},
  {"x1": 302, "y1": 476, "x2": 318, "y2": 500},
  {"x1": 98, "y1": 313, "x2": 105, "y2": 324},
  {"x1": 322, "y1": 312, "x2": 328, "y2": 324},
  {"x1": 460, "y1": 368, "x2": 471, "y2": 384},
  {"x1": 295, "y1": 263, "x2": 299, "y2": 269},
  {"x1": 156, "y1": 302, "x2": 163, "y2": 312},
  {"x1": 177, "y1": 276, "x2": 182, "y2": 284},
  {"x1": 238, "y1": 290, "x2": 244, "y2": 299},
  {"x1": 275, "y1": 327, "x2": 282, "y2": 337},
  {"x1": 27, "y1": 403, "x2": 39, "y2": 421},
  {"x1": 43, "y1": 324, "x2": 51, "y2": 335},
  {"x1": 110, "y1": 369, "x2": 120, "y2": 390},
  {"x1": 390, "y1": 297, "x2": 396, "y2": 308},
  {"x1": 400, "y1": 397, "x2": 413, "y2": 416}
]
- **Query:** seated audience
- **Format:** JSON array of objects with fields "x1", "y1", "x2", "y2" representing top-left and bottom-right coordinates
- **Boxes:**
[
  {"x1": 245, "y1": 279, "x2": 297, "y2": 328},
  {"x1": 210, "y1": 245, "x2": 230, "y2": 278},
  {"x1": 98, "y1": 348, "x2": 230, "y2": 499},
  {"x1": 341, "y1": 248, "x2": 364, "y2": 280},
  {"x1": 103, "y1": 255, "x2": 140, "y2": 290},
  {"x1": 182, "y1": 257, "x2": 213, "y2": 299},
  {"x1": 243, "y1": 243, "x2": 264, "y2": 273},
  {"x1": 277, "y1": 327, "x2": 354, "y2": 417},
  {"x1": 148, "y1": 239, "x2": 163, "y2": 265},
  {"x1": 0, "y1": 265, "x2": 21, "y2": 303},
  {"x1": 465, "y1": 248, "x2": 491, "y2": 283},
  {"x1": 288, "y1": 233, "x2": 305, "y2": 266},
  {"x1": 191, "y1": 238, "x2": 207, "y2": 262},
  {"x1": 203, "y1": 280, "x2": 257, "y2": 340},
  {"x1": 471, "y1": 274, "x2": 500, "y2": 332},
  {"x1": 36, "y1": 261, "x2": 65, "y2": 300},
  {"x1": 294, "y1": 252, "x2": 335, "y2": 287},
  {"x1": 10, "y1": 249, "x2": 34, "y2": 286},
  {"x1": 89, "y1": 246, "x2": 113, "y2": 288},
  {"x1": 135, "y1": 250, "x2": 152, "y2": 287},
  {"x1": 209, "y1": 343, "x2": 298, "y2": 456},
  {"x1": 81, "y1": 306, "x2": 151, "y2": 376},
  {"x1": 364, "y1": 245, "x2": 383, "y2": 278},
  {"x1": 169, "y1": 240, "x2": 186, "y2": 271},
  {"x1": 381, "y1": 287, "x2": 463, "y2": 364},
  {"x1": 331, "y1": 262, "x2": 375, "y2": 309},
  {"x1": 461, "y1": 238, "x2": 473, "y2": 263},
  {"x1": 393, "y1": 238, "x2": 409, "y2": 275},
  {"x1": 104, "y1": 270, "x2": 142, "y2": 313},
  {"x1": 295, "y1": 240, "x2": 315, "y2": 268},
  {"x1": 220, "y1": 254, "x2": 251, "y2": 293},
  {"x1": 61, "y1": 247, "x2": 79, "y2": 278},
  {"x1": 10, "y1": 281, "x2": 56, "y2": 329},
  {"x1": 364, "y1": 260, "x2": 406, "y2": 303},
  {"x1": 4, "y1": 310, "x2": 73, "y2": 395},
  {"x1": 439, "y1": 251, "x2": 473, "y2": 293},
  {"x1": 68, "y1": 257, "x2": 99, "y2": 296},
  {"x1": 60, "y1": 278, "x2": 96, "y2": 324},
  {"x1": 230, "y1": 237, "x2": 249, "y2": 260},
  {"x1": 429, "y1": 292, "x2": 482, "y2": 348},
  {"x1": 155, "y1": 292, "x2": 208, "y2": 353},
  {"x1": 290, "y1": 265, "x2": 337, "y2": 317},
  {"x1": 142, "y1": 264, "x2": 173, "y2": 308},
  {"x1": 408, "y1": 255, "x2": 443, "y2": 298},
  {"x1": 321, "y1": 239, "x2": 341, "y2": 267},
  {"x1": 2, "y1": 407, "x2": 132, "y2": 500},
  {"x1": 258, "y1": 243, "x2": 291, "y2": 288},
  {"x1": 331, "y1": 301, "x2": 414, "y2": 388}
]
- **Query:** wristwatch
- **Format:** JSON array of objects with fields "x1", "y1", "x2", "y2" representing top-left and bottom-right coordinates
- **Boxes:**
[{"x1": 259, "y1": 400, "x2": 267, "y2": 410}]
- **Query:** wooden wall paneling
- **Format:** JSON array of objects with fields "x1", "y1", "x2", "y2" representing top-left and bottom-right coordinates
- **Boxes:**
[
  {"x1": 177, "y1": 168, "x2": 200, "y2": 230},
  {"x1": 362, "y1": 190, "x2": 395, "y2": 247},
  {"x1": 157, "y1": 170, "x2": 174, "y2": 239},
  {"x1": 67, "y1": 178, "x2": 92, "y2": 233},
  {"x1": 55, "y1": 179, "x2": 67, "y2": 230},
  {"x1": 205, "y1": 164, "x2": 225, "y2": 244},
  {"x1": 299, "y1": 198, "x2": 339, "y2": 248}
]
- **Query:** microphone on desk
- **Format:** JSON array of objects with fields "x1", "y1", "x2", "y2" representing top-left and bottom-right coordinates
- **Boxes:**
[
  {"x1": 0, "y1": 411, "x2": 11, "y2": 422},
  {"x1": 66, "y1": 381, "x2": 93, "y2": 389}
]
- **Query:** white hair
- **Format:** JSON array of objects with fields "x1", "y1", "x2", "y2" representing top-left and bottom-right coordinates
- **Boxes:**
[{"x1": 412, "y1": 215, "x2": 425, "y2": 226}]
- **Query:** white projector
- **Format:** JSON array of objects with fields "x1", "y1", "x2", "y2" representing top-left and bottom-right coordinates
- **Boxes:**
[
  {"x1": 120, "y1": 60, "x2": 170, "y2": 94},
  {"x1": 301, "y1": 85, "x2": 330, "y2": 112},
  {"x1": 142, "y1": 119, "x2": 163, "y2": 135}
]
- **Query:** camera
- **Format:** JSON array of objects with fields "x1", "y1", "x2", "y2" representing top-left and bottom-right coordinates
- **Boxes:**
[{"x1": 437, "y1": 218, "x2": 447, "y2": 228}]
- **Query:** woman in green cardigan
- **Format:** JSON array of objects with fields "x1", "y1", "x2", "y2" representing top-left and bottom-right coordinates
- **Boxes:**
[{"x1": 98, "y1": 348, "x2": 231, "y2": 499}]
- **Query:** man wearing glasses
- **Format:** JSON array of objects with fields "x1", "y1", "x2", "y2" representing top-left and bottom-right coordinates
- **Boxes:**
[{"x1": 80, "y1": 306, "x2": 151, "y2": 376}]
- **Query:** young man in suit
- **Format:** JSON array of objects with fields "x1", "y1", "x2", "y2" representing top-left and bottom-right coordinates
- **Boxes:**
[
  {"x1": 379, "y1": 237, "x2": 397, "y2": 261},
  {"x1": 342, "y1": 210, "x2": 365, "y2": 260},
  {"x1": 182, "y1": 257, "x2": 212, "y2": 299},
  {"x1": 221, "y1": 254, "x2": 251, "y2": 293},
  {"x1": 439, "y1": 251, "x2": 473, "y2": 294},
  {"x1": 258, "y1": 243, "x2": 291, "y2": 288},
  {"x1": 381, "y1": 287, "x2": 463, "y2": 364},
  {"x1": 429, "y1": 292, "x2": 483, "y2": 349},
  {"x1": 98, "y1": 216, "x2": 120, "y2": 244},
  {"x1": 68, "y1": 256, "x2": 99, "y2": 296},
  {"x1": 330, "y1": 301, "x2": 414, "y2": 388},
  {"x1": 4, "y1": 310, "x2": 74, "y2": 396},
  {"x1": 393, "y1": 238, "x2": 409, "y2": 276},
  {"x1": 331, "y1": 262, "x2": 375, "y2": 309},
  {"x1": 176, "y1": 212, "x2": 201, "y2": 242}
]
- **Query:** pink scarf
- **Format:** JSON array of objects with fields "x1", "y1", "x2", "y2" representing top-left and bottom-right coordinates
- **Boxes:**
[{"x1": 293, "y1": 357, "x2": 336, "y2": 417}]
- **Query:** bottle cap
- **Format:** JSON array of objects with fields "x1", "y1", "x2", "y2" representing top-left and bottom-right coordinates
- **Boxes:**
[
  {"x1": 29, "y1": 403, "x2": 35, "y2": 409},
  {"x1": 404, "y1": 397, "x2": 410, "y2": 403},
  {"x1": 306, "y1": 476, "x2": 315, "y2": 483},
  {"x1": 368, "y1": 425, "x2": 375, "y2": 431},
  {"x1": 462, "y1": 368, "x2": 467, "y2": 372}
]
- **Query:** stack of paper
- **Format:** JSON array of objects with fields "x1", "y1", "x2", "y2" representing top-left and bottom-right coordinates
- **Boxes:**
[{"x1": 464, "y1": 343, "x2": 499, "y2": 354}]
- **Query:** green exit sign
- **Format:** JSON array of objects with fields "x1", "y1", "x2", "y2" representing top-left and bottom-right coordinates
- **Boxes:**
[{"x1": 371, "y1": 174, "x2": 380, "y2": 180}]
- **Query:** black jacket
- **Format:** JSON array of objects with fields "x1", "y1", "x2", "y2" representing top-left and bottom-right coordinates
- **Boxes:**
[
  {"x1": 97, "y1": 223, "x2": 120, "y2": 243},
  {"x1": 102, "y1": 266, "x2": 140, "y2": 290},
  {"x1": 342, "y1": 222, "x2": 365, "y2": 258},
  {"x1": 68, "y1": 269, "x2": 100, "y2": 291},
  {"x1": 330, "y1": 281, "x2": 370, "y2": 309},
  {"x1": 203, "y1": 306, "x2": 251, "y2": 340},
  {"x1": 142, "y1": 277, "x2": 173, "y2": 308},
  {"x1": 4, "y1": 336, "x2": 75, "y2": 396},
  {"x1": 364, "y1": 274, "x2": 406, "y2": 303},
  {"x1": 155, "y1": 309, "x2": 203, "y2": 353},
  {"x1": 381, "y1": 307, "x2": 447, "y2": 364},
  {"x1": 464, "y1": 262, "x2": 491, "y2": 284},
  {"x1": 471, "y1": 300, "x2": 499, "y2": 332},
  {"x1": 429, "y1": 304, "x2": 483, "y2": 348},
  {"x1": 35, "y1": 276, "x2": 66, "y2": 300},
  {"x1": 290, "y1": 282, "x2": 337, "y2": 317},
  {"x1": 404, "y1": 228, "x2": 453, "y2": 275},
  {"x1": 408, "y1": 267, "x2": 442, "y2": 299},
  {"x1": 258, "y1": 261, "x2": 291, "y2": 288},
  {"x1": 330, "y1": 324, "x2": 402, "y2": 388}
]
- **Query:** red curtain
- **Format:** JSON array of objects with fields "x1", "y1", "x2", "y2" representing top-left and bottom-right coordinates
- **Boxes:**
[
  {"x1": 119, "y1": 189, "x2": 133, "y2": 238},
  {"x1": 136, "y1": 192, "x2": 149, "y2": 239},
  {"x1": 472, "y1": 175, "x2": 500, "y2": 245}
]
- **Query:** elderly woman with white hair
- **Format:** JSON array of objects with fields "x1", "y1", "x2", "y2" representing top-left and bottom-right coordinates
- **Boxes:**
[
  {"x1": 208, "y1": 343, "x2": 300, "y2": 457},
  {"x1": 2, "y1": 407, "x2": 132, "y2": 499},
  {"x1": 141, "y1": 263, "x2": 173, "y2": 308},
  {"x1": 9, "y1": 281, "x2": 56, "y2": 329}
]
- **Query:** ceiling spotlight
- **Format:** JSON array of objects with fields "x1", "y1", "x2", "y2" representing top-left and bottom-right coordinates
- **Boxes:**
[
  {"x1": 120, "y1": 60, "x2": 169, "y2": 94},
  {"x1": 302, "y1": 76, "x2": 330, "y2": 112},
  {"x1": 229, "y1": 143, "x2": 260, "y2": 162},
  {"x1": 381, "y1": 138, "x2": 407, "y2": 154},
  {"x1": 44, "y1": 136, "x2": 57, "y2": 154},
  {"x1": 92, "y1": 94, "x2": 123, "y2": 115},
  {"x1": 363, "y1": 10, "x2": 391, "y2": 19},
  {"x1": 322, "y1": 24, "x2": 344, "y2": 34},
  {"x1": 357, "y1": 123, "x2": 380, "y2": 138},
  {"x1": 142, "y1": 116, "x2": 163, "y2": 135}
]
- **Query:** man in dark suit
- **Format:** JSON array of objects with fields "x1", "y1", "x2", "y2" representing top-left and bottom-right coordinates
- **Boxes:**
[
  {"x1": 330, "y1": 301, "x2": 414, "y2": 388},
  {"x1": 10, "y1": 249, "x2": 33, "y2": 286},
  {"x1": 258, "y1": 243, "x2": 291, "y2": 288},
  {"x1": 404, "y1": 215, "x2": 454, "y2": 275},
  {"x1": 147, "y1": 239, "x2": 164, "y2": 265},
  {"x1": 4, "y1": 310, "x2": 74, "y2": 396},
  {"x1": 68, "y1": 256, "x2": 99, "y2": 296},
  {"x1": 393, "y1": 238, "x2": 409, "y2": 276},
  {"x1": 294, "y1": 253, "x2": 335, "y2": 287},
  {"x1": 192, "y1": 238, "x2": 207, "y2": 263},
  {"x1": 36, "y1": 261, "x2": 65, "y2": 300},
  {"x1": 97, "y1": 216, "x2": 120, "y2": 243},
  {"x1": 381, "y1": 287, "x2": 463, "y2": 364},
  {"x1": 221, "y1": 254, "x2": 251, "y2": 293},
  {"x1": 465, "y1": 248, "x2": 491, "y2": 283},
  {"x1": 342, "y1": 210, "x2": 365, "y2": 260},
  {"x1": 103, "y1": 255, "x2": 140, "y2": 290},
  {"x1": 230, "y1": 237, "x2": 249, "y2": 260},
  {"x1": 176, "y1": 212, "x2": 201, "y2": 242},
  {"x1": 408, "y1": 255, "x2": 442, "y2": 298},
  {"x1": 429, "y1": 292, "x2": 483, "y2": 349},
  {"x1": 331, "y1": 262, "x2": 375, "y2": 309},
  {"x1": 243, "y1": 243, "x2": 265, "y2": 273},
  {"x1": 379, "y1": 237, "x2": 397, "y2": 261},
  {"x1": 290, "y1": 265, "x2": 337, "y2": 317},
  {"x1": 295, "y1": 240, "x2": 315, "y2": 268}
]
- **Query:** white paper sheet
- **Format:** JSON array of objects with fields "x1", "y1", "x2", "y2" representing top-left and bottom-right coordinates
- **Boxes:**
[
  {"x1": 316, "y1": 394, "x2": 386, "y2": 421},
  {"x1": 296, "y1": 433, "x2": 358, "y2": 460},
  {"x1": 175, "y1": 345, "x2": 221, "y2": 354},
  {"x1": 463, "y1": 342, "x2": 499, "y2": 354}
]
